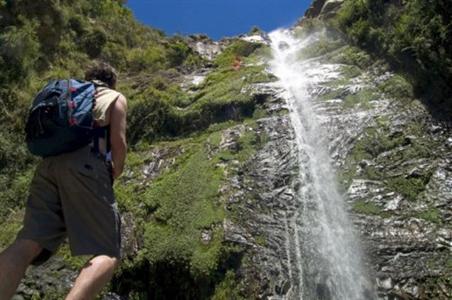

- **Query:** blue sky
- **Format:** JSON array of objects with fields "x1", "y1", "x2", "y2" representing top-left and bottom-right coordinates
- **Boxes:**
[{"x1": 126, "y1": 0, "x2": 312, "y2": 40}]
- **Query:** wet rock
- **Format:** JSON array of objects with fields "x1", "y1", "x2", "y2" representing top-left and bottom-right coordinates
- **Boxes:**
[
  {"x1": 303, "y1": 0, "x2": 327, "y2": 19},
  {"x1": 319, "y1": 0, "x2": 344, "y2": 19},
  {"x1": 222, "y1": 113, "x2": 301, "y2": 298}
]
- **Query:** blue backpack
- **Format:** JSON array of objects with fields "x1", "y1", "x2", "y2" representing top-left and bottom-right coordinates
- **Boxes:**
[{"x1": 25, "y1": 79, "x2": 104, "y2": 157}]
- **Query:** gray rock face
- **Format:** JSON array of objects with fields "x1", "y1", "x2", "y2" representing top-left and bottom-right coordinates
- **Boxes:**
[
  {"x1": 303, "y1": 0, "x2": 327, "y2": 19},
  {"x1": 187, "y1": 35, "x2": 223, "y2": 61},
  {"x1": 319, "y1": 0, "x2": 344, "y2": 19},
  {"x1": 299, "y1": 0, "x2": 344, "y2": 25},
  {"x1": 223, "y1": 114, "x2": 300, "y2": 298},
  {"x1": 227, "y1": 28, "x2": 451, "y2": 300}
]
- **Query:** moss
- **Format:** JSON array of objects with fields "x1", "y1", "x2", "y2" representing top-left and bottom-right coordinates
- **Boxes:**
[
  {"x1": 352, "y1": 200, "x2": 389, "y2": 217},
  {"x1": 340, "y1": 64, "x2": 362, "y2": 79},
  {"x1": 378, "y1": 74, "x2": 414, "y2": 100},
  {"x1": 415, "y1": 208, "x2": 442, "y2": 224},
  {"x1": 254, "y1": 235, "x2": 267, "y2": 247},
  {"x1": 341, "y1": 116, "x2": 436, "y2": 195},
  {"x1": 214, "y1": 39, "x2": 262, "y2": 67},
  {"x1": 297, "y1": 38, "x2": 345, "y2": 61},
  {"x1": 386, "y1": 174, "x2": 432, "y2": 201},
  {"x1": 142, "y1": 131, "x2": 225, "y2": 278},
  {"x1": 327, "y1": 45, "x2": 372, "y2": 69},
  {"x1": 343, "y1": 88, "x2": 377, "y2": 109}
]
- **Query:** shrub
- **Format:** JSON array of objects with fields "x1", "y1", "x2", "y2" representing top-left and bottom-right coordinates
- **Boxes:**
[
  {"x1": 127, "y1": 45, "x2": 166, "y2": 72},
  {"x1": 0, "y1": 20, "x2": 40, "y2": 83},
  {"x1": 333, "y1": 0, "x2": 452, "y2": 111},
  {"x1": 82, "y1": 28, "x2": 107, "y2": 58},
  {"x1": 166, "y1": 39, "x2": 192, "y2": 67},
  {"x1": 128, "y1": 90, "x2": 173, "y2": 144}
]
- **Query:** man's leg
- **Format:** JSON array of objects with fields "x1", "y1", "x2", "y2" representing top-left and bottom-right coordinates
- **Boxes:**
[
  {"x1": 66, "y1": 255, "x2": 119, "y2": 300},
  {"x1": 0, "y1": 239, "x2": 42, "y2": 299}
]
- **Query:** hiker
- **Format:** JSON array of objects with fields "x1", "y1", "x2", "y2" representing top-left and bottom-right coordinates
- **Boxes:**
[{"x1": 0, "y1": 62, "x2": 127, "y2": 299}]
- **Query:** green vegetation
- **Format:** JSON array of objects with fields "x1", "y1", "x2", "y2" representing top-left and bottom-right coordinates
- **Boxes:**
[
  {"x1": 352, "y1": 200, "x2": 389, "y2": 217},
  {"x1": 327, "y1": 45, "x2": 373, "y2": 69},
  {"x1": 127, "y1": 41, "x2": 272, "y2": 146},
  {"x1": 0, "y1": 1, "x2": 275, "y2": 298},
  {"x1": 340, "y1": 118, "x2": 436, "y2": 202},
  {"x1": 332, "y1": 0, "x2": 452, "y2": 112},
  {"x1": 386, "y1": 173, "x2": 432, "y2": 202},
  {"x1": 211, "y1": 270, "x2": 245, "y2": 300},
  {"x1": 0, "y1": 211, "x2": 23, "y2": 249},
  {"x1": 111, "y1": 123, "x2": 264, "y2": 297},
  {"x1": 297, "y1": 37, "x2": 345, "y2": 61},
  {"x1": 415, "y1": 208, "x2": 442, "y2": 224},
  {"x1": 0, "y1": 0, "x2": 201, "y2": 219},
  {"x1": 142, "y1": 134, "x2": 225, "y2": 276},
  {"x1": 379, "y1": 74, "x2": 414, "y2": 101}
]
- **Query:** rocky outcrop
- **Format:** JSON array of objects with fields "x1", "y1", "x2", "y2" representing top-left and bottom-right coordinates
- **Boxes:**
[
  {"x1": 304, "y1": 0, "x2": 327, "y2": 19},
  {"x1": 299, "y1": 0, "x2": 344, "y2": 24},
  {"x1": 223, "y1": 114, "x2": 300, "y2": 298},
  {"x1": 279, "y1": 29, "x2": 452, "y2": 299},
  {"x1": 319, "y1": 0, "x2": 344, "y2": 19}
]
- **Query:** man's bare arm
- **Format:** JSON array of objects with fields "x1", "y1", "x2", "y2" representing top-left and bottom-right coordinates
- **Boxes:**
[{"x1": 110, "y1": 94, "x2": 127, "y2": 179}]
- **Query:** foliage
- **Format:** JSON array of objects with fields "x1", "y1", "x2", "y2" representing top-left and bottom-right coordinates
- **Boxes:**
[
  {"x1": 332, "y1": 0, "x2": 452, "y2": 112},
  {"x1": 126, "y1": 42, "x2": 273, "y2": 146}
]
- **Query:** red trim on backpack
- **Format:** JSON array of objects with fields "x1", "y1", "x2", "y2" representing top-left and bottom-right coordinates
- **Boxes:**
[{"x1": 68, "y1": 117, "x2": 78, "y2": 126}]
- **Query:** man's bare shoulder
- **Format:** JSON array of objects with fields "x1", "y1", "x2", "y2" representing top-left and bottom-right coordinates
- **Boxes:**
[{"x1": 114, "y1": 93, "x2": 127, "y2": 109}]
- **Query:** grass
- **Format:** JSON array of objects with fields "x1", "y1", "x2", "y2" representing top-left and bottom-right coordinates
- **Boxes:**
[{"x1": 141, "y1": 130, "x2": 225, "y2": 278}]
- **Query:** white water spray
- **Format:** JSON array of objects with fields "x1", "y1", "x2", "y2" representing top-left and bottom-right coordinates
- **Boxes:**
[{"x1": 269, "y1": 29, "x2": 375, "y2": 300}]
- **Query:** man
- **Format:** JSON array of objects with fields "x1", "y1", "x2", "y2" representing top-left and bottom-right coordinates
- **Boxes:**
[{"x1": 0, "y1": 62, "x2": 127, "y2": 299}]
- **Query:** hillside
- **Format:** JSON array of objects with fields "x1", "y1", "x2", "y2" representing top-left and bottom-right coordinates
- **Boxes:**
[
  {"x1": 0, "y1": 0, "x2": 451, "y2": 299},
  {"x1": 0, "y1": 0, "x2": 275, "y2": 298}
]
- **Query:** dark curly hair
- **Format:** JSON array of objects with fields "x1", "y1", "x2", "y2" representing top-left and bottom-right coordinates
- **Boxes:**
[{"x1": 84, "y1": 61, "x2": 118, "y2": 89}]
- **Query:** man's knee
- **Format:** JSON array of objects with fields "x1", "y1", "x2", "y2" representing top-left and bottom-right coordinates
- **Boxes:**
[{"x1": 89, "y1": 255, "x2": 120, "y2": 273}]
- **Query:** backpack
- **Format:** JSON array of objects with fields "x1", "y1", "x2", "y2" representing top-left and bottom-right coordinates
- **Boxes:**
[{"x1": 25, "y1": 79, "x2": 104, "y2": 157}]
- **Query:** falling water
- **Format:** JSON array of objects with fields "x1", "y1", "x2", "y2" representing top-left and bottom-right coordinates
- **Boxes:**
[{"x1": 269, "y1": 29, "x2": 375, "y2": 300}]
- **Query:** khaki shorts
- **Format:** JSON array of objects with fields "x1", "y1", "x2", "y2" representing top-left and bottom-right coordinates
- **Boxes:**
[{"x1": 17, "y1": 146, "x2": 121, "y2": 265}]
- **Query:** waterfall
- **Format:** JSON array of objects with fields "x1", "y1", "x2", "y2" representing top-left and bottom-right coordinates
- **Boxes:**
[{"x1": 268, "y1": 29, "x2": 376, "y2": 300}]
